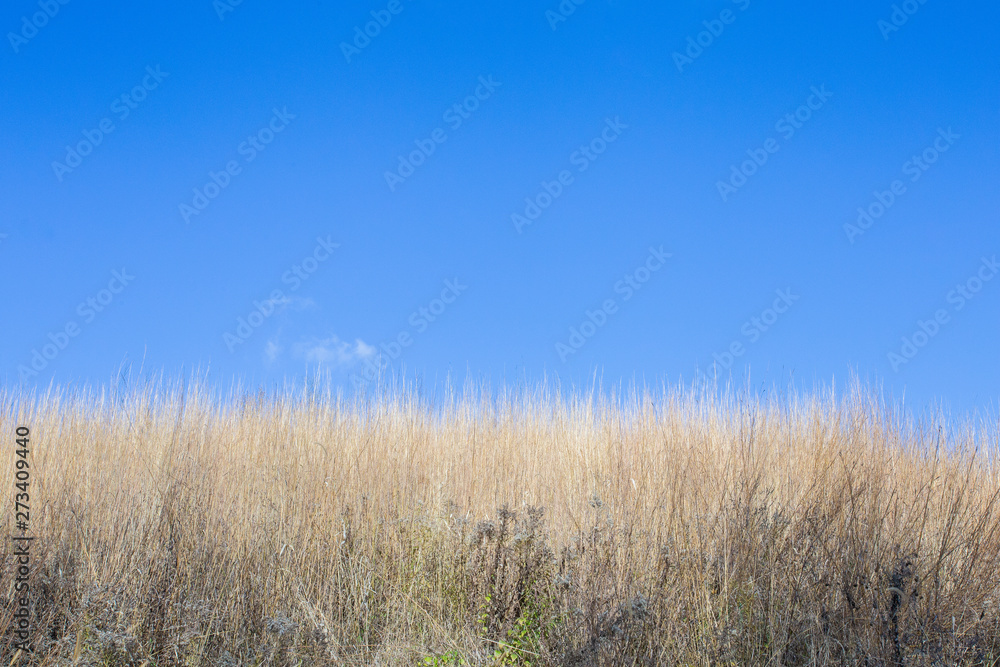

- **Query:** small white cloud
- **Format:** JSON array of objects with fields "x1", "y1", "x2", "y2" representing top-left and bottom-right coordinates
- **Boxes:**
[
  {"x1": 262, "y1": 295, "x2": 312, "y2": 315},
  {"x1": 264, "y1": 337, "x2": 283, "y2": 363},
  {"x1": 292, "y1": 335, "x2": 374, "y2": 366},
  {"x1": 355, "y1": 339, "x2": 376, "y2": 358}
]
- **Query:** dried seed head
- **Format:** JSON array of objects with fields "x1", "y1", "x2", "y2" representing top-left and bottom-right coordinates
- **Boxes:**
[
  {"x1": 264, "y1": 614, "x2": 297, "y2": 637},
  {"x1": 474, "y1": 520, "x2": 496, "y2": 542}
]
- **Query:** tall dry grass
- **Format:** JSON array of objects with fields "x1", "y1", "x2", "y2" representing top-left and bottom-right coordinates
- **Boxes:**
[{"x1": 1, "y1": 378, "x2": 999, "y2": 665}]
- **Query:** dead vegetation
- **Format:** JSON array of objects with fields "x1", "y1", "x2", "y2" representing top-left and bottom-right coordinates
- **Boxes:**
[{"x1": 1, "y1": 378, "x2": 999, "y2": 665}]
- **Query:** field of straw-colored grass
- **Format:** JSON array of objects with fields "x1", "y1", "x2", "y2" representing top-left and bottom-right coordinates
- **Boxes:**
[{"x1": 1, "y1": 379, "x2": 999, "y2": 666}]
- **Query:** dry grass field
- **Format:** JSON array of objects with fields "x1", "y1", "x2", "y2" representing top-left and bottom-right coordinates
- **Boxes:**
[{"x1": 1, "y1": 378, "x2": 999, "y2": 666}]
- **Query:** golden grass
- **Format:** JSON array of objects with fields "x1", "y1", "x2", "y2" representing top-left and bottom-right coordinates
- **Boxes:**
[{"x1": 1, "y1": 377, "x2": 999, "y2": 665}]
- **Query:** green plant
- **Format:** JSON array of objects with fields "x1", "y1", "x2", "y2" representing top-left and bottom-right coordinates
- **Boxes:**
[
  {"x1": 488, "y1": 610, "x2": 543, "y2": 666},
  {"x1": 420, "y1": 649, "x2": 466, "y2": 665}
]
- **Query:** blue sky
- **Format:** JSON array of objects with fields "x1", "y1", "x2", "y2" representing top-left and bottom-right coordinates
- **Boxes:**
[{"x1": 1, "y1": 0, "x2": 998, "y2": 414}]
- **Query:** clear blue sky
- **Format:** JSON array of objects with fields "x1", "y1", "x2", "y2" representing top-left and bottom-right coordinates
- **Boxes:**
[{"x1": 2, "y1": 0, "x2": 998, "y2": 414}]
